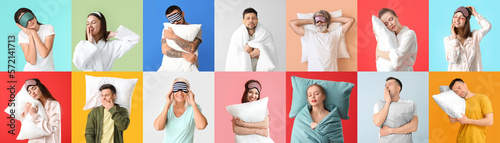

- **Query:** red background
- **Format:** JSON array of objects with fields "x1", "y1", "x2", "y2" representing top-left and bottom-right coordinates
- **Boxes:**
[
  {"x1": 1, "y1": 72, "x2": 71, "y2": 143},
  {"x1": 357, "y1": 0, "x2": 429, "y2": 71},
  {"x1": 286, "y1": 72, "x2": 357, "y2": 143}
]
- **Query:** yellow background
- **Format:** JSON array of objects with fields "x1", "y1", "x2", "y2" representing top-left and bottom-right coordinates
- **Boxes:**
[
  {"x1": 71, "y1": 72, "x2": 143, "y2": 143},
  {"x1": 429, "y1": 72, "x2": 500, "y2": 143}
]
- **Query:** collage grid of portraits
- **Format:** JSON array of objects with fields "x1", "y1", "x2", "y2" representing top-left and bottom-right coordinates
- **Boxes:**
[{"x1": 1, "y1": 0, "x2": 500, "y2": 143}]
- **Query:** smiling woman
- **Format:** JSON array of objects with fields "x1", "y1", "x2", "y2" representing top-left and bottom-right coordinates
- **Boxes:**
[{"x1": 14, "y1": 8, "x2": 56, "y2": 71}]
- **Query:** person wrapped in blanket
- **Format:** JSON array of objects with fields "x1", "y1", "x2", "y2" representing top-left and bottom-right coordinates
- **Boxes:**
[
  {"x1": 21, "y1": 79, "x2": 62, "y2": 143},
  {"x1": 231, "y1": 80, "x2": 271, "y2": 137},
  {"x1": 291, "y1": 84, "x2": 344, "y2": 143},
  {"x1": 372, "y1": 77, "x2": 418, "y2": 143}
]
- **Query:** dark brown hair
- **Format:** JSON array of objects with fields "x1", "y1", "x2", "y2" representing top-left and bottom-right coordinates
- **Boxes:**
[
  {"x1": 14, "y1": 8, "x2": 42, "y2": 25},
  {"x1": 99, "y1": 84, "x2": 117, "y2": 95},
  {"x1": 86, "y1": 12, "x2": 108, "y2": 42},
  {"x1": 243, "y1": 7, "x2": 258, "y2": 19},
  {"x1": 386, "y1": 77, "x2": 403, "y2": 92},
  {"x1": 378, "y1": 8, "x2": 398, "y2": 18},
  {"x1": 26, "y1": 78, "x2": 56, "y2": 101},
  {"x1": 453, "y1": 10, "x2": 473, "y2": 39},
  {"x1": 241, "y1": 80, "x2": 261, "y2": 103},
  {"x1": 449, "y1": 78, "x2": 465, "y2": 90}
]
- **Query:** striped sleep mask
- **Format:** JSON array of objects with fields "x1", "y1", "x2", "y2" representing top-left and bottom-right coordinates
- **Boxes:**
[
  {"x1": 167, "y1": 13, "x2": 182, "y2": 24},
  {"x1": 173, "y1": 81, "x2": 188, "y2": 93}
]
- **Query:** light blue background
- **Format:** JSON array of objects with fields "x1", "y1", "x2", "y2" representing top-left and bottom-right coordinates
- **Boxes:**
[
  {"x1": 357, "y1": 72, "x2": 429, "y2": 143},
  {"x1": 143, "y1": 0, "x2": 214, "y2": 71},
  {"x1": 429, "y1": 0, "x2": 499, "y2": 71},
  {"x1": 0, "y1": 0, "x2": 72, "y2": 71}
]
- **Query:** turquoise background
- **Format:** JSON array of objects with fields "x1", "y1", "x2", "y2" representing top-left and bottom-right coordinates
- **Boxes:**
[
  {"x1": 0, "y1": 0, "x2": 72, "y2": 71},
  {"x1": 429, "y1": 0, "x2": 500, "y2": 71}
]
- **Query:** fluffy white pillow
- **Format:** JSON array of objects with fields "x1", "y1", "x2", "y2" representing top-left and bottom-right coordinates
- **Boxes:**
[
  {"x1": 158, "y1": 23, "x2": 201, "y2": 72},
  {"x1": 83, "y1": 75, "x2": 138, "y2": 114},
  {"x1": 3, "y1": 85, "x2": 50, "y2": 139},
  {"x1": 439, "y1": 85, "x2": 451, "y2": 93},
  {"x1": 372, "y1": 15, "x2": 397, "y2": 71},
  {"x1": 226, "y1": 97, "x2": 274, "y2": 143},
  {"x1": 432, "y1": 90, "x2": 465, "y2": 118},
  {"x1": 297, "y1": 10, "x2": 349, "y2": 63}
]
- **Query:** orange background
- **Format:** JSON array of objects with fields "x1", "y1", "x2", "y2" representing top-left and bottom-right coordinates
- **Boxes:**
[
  {"x1": 429, "y1": 72, "x2": 500, "y2": 143},
  {"x1": 285, "y1": 0, "x2": 357, "y2": 71},
  {"x1": 71, "y1": 72, "x2": 143, "y2": 143}
]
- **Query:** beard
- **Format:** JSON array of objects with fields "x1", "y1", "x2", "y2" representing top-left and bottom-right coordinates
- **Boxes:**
[
  {"x1": 246, "y1": 24, "x2": 256, "y2": 30},
  {"x1": 316, "y1": 24, "x2": 327, "y2": 32}
]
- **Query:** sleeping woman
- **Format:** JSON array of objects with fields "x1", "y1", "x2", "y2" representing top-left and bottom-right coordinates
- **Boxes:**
[
  {"x1": 231, "y1": 80, "x2": 271, "y2": 137},
  {"x1": 291, "y1": 84, "x2": 344, "y2": 143}
]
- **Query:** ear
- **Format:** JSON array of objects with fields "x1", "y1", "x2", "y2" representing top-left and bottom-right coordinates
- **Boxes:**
[
  {"x1": 182, "y1": 11, "x2": 185, "y2": 17},
  {"x1": 112, "y1": 94, "x2": 117, "y2": 100}
]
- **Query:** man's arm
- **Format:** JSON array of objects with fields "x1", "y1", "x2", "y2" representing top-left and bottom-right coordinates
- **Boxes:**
[
  {"x1": 331, "y1": 16, "x2": 355, "y2": 34},
  {"x1": 458, "y1": 113, "x2": 493, "y2": 126},
  {"x1": 110, "y1": 107, "x2": 130, "y2": 131},
  {"x1": 162, "y1": 42, "x2": 197, "y2": 64},
  {"x1": 381, "y1": 115, "x2": 418, "y2": 136},
  {"x1": 289, "y1": 19, "x2": 314, "y2": 36},
  {"x1": 85, "y1": 111, "x2": 96, "y2": 143},
  {"x1": 373, "y1": 102, "x2": 390, "y2": 127},
  {"x1": 163, "y1": 28, "x2": 202, "y2": 53}
]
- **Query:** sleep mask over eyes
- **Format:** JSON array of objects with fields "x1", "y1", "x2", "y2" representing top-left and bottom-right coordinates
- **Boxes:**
[
  {"x1": 173, "y1": 82, "x2": 188, "y2": 93},
  {"x1": 19, "y1": 12, "x2": 35, "y2": 27},
  {"x1": 167, "y1": 13, "x2": 182, "y2": 24}
]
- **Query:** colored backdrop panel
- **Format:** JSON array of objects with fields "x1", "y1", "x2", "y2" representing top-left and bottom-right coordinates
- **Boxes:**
[
  {"x1": 0, "y1": 0, "x2": 72, "y2": 71},
  {"x1": 357, "y1": 0, "x2": 429, "y2": 71},
  {"x1": 429, "y1": 72, "x2": 500, "y2": 143},
  {"x1": 429, "y1": 0, "x2": 500, "y2": 71},
  {"x1": 214, "y1": 72, "x2": 286, "y2": 143},
  {"x1": 357, "y1": 72, "x2": 429, "y2": 143},
  {"x1": 71, "y1": 72, "x2": 143, "y2": 143},
  {"x1": 71, "y1": 0, "x2": 143, "y2": 71},
  {"x1": 0, "y1": 72, "x2": 71, "y2": 143},
  {"x1": 143, "y1": 72, "x2": 215, "y2": 142},
  {"x1": 214, "y1": 0, "x2": 287, "y2": 71},
  {"x1": 285, "y1": 72, "x2": 357, "y2": 143},
  {"x1": 143, "y1": 0, "x2": 214, "y2": 71},
  {"x1": 285, "y1": 0, "x2": 357, "y2": 71}
]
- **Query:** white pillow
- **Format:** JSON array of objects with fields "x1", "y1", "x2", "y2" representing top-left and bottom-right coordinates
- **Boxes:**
[
  {"x1": 372, "y1": 15, "x2": 397, "y2": 71},
  {"x1": 297, "y1": 10, "x2": 349, "y2": 63},
  {"x1": 3, "y1": 85, "x2": 50, "y2": 139},
  {"x1": 226, "y1": 97, "x2": 274, "y2": 143},
  {"x1": 83, "y1": 75, "x2": 138, "y2": 114},
  {"x1": 439, "y1": 85, "x2": 451, "y2": 93},
  {"x1": 432, "y1": 90, "x2": 465, "y2": 118},
  {"x1": 158, "y1": 23, "x2": 201, "y2": 72}
]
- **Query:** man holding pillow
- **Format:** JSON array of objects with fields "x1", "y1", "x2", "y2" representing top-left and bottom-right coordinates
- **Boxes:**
[
  {"x1": 161, "y1": 5, "x2": 203, "y2": 66},
  {"x1": 372, "y1": 77, "x2": 418, "y2": 142},
  {"x1": 289, "y1": 10, "x2": 354, "y2": 71},
  {"x1": 448, "y1": 78, "x2": 493, "y2": 143},
  {"x1": 86, "y1": 84, "x2": 130, "y2": 143}
]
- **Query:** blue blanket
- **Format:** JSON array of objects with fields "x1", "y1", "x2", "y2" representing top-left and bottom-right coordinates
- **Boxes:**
[{"x1": 291, "y1": 105, "x2": 344, "y2": 143}]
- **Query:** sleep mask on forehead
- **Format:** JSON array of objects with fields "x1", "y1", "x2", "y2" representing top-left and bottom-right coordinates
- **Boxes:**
[
  {"x1": 455, "y1": 6, "x2": 471, "y2": 19},
  {"x1": 173, "y1": 82, "x2": 188, "y2": 93},
  {"x1": 167, "y1": 13, "x2": 182, "y2": 24},
  {"x1": 19, "y1": 12, "x2": 35, "y2": 27},
  {"x1": 25, "y1": 79, "x2": 37, "y2": 90}
]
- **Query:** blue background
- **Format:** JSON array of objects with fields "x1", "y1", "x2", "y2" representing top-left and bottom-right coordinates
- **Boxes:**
[
  {"x1": 143, "y1": 0, "x2": 214, "y2": 71},
  {"x1": 357, "y1": 72, "x2": 429, "y2": 143},
  {"x1": 429, "y1": 0, "x2": 500, "y2": 71},
  {"x1": 0, "y1": 0, "x2": 72, "y2": 71}
]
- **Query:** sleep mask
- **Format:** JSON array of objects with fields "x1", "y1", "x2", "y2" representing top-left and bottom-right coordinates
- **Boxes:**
[
  {"x1": 19, "y1": 12, "x2": 35, "y2": 27},
  {"x1": 167, "y1": 13, "x2": 182, "y2": 24},
  {"x1": 454, "y1": 6, "x2": 471, "y2": 19},
  {"x1": 25, "y1": 79, "x2": 37, "y2": 90},
  {"x1": 173, "y1": 82, "x2": 188, "y2": 93},
  {"x1": 314, "y1": 16, "x2": 326, "y2": 23}
]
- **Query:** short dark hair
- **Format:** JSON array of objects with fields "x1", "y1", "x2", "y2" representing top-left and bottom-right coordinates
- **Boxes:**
[
  {"x1": 14, "y1": 8, "x2": 43, "y2": 25},
  {"x1": 165, "y1": 5, "x2": 182, "y2": 16},
  {"x1": 449, "y1": 78, "x2": 464, "y2": 90},
  {"x1": 378, "y1": 8, "x2": 398, "y2": 18},
  {"x1": 99, "y1": 84, "x2": 117, "y2": 95},
  {"x1": 242, "y1": 7, "x2": 258, "y2": 19},
  {"x1": 386, "y1": 77, "x2": 402, "y2": 92}
]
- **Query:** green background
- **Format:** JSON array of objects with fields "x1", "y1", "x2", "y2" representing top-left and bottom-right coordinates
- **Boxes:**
[{"x1": 71, "y1": 0, "x2": 143, "y2": 71}]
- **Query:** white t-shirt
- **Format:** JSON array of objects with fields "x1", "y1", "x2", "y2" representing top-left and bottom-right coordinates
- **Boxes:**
[
  {"x1": 18, "y1": 24, "x2": 55, "y2": 71},
  {"x1": 301, "y1": 27, "x2": 344, "y2": 71},
  {"x1": 373, "y1": 98, "x2": 418, "y2": 116}
]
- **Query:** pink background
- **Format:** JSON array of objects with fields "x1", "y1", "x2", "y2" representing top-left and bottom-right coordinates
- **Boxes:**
[{"x1": 214, "y1": 72, "x2": 286, "y2": 143}]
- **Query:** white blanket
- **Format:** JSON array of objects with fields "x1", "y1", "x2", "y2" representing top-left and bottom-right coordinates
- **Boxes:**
[
  {"x1": 225, "y1": 23, "x2": 278, "y2": 71},
  {"x1": 158, "y1": 23, "x2": 200, "y2": 72}
]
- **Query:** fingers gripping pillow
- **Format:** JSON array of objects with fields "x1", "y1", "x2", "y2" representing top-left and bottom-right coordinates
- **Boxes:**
[
  {"x1": 290, "y1": 76, "x2": 354, "y2": 119},
  {"x1": 158, "y1": 23, "x2": 202, "y2": 72},
  {"x1": 372, "y1": 15, "x2": 397, "y2": 71},
  {"x1": 433, "y1": 89, "x2": 465, "y2": 118},
  {"x1": 226, "y1": 97, "x2": 274, "y2": 143},
  {"x1": 83, "y1": 75, "x2": 138, "y2": 114},
  {"x1": 3, "y1": 85, "x2": 50, "y2": 139},
  {"x1": 297, "y1": 10, "x2": 349, "y2": 63}
]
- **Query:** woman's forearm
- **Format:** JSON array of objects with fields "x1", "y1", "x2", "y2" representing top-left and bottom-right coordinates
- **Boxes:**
[
  {"x1": 153, "y1": 104, "x2": 170, "y2": 131},
  {"x1": 192, "y1": 104, "x2": 208, "y2": 130},
  {"x1": 240, "y1": 116, "x2": 269, "y2": 129}
]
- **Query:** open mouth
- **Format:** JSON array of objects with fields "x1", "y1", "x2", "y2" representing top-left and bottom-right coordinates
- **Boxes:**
[{"x1": 311, "y1": 100, "x2": 317, "y2": 103}]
